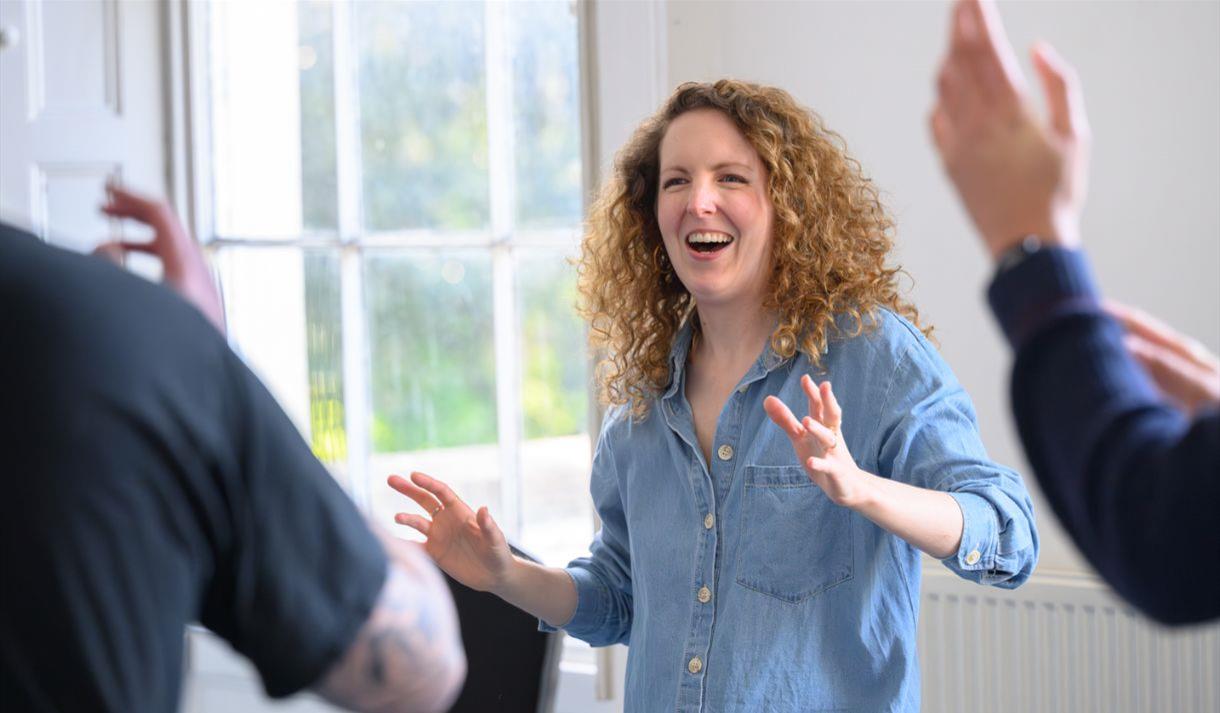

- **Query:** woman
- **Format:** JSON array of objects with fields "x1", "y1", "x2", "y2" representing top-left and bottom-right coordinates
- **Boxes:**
[{"x1": 390, "y1": 80, "x2": 1038, "y2": 711}]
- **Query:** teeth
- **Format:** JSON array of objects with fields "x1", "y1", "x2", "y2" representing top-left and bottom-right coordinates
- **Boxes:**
[{"x1": 687, "y1": 232, "x2": 733, "y2": 244}]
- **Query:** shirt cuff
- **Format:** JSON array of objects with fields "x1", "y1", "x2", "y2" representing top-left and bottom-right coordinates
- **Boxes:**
[
  {"x1": 944, "y1": 491, "x2": 999, "y2": 574},
  {"x1": 538, "y1": 567, "x2": 605, "y2": 634},
  {"x1": 986, "y1": 247, "x2": 1105, "y2": 350}
]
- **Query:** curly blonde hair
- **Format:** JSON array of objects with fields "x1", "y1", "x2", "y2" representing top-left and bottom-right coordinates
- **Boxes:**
[{"x1": 578, "y1": 79, "x2": 928, "y2": 418}]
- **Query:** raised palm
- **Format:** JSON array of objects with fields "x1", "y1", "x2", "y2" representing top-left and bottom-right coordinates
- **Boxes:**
[
  {"x1": 387, "y1": 472, "x2": 513, "y2": 592},
  {"x1": 763, "y1": 375, "x2": 868, "y2": 508}
]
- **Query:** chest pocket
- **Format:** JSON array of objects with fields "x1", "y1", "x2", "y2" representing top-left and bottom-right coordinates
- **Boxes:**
[{"x1": 734, "y1": 465, "x2": 853, "y2": 603}]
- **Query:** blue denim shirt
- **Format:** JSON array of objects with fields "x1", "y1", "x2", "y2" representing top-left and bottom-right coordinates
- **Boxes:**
[{"x1": 545, "y1": 310, "x2": 1038, "y2": 712}]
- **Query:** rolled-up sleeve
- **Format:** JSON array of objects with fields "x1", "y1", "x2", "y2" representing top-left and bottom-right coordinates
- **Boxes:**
[
  {"x1": 539, "y1": 419, "x2": 634, "y2": 645},
  {"x1": 875, "y1": 341, "x2": 1039, "y2": 588}
]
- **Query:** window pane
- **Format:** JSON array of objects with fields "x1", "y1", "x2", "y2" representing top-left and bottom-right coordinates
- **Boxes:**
[
  {"x1": 517, "y1": 249, "x2": 593, "y2": 565},
  {"x1": 509, "y1": 1, "x2": 583, "y2": 229},
  {"x1": 214, "y1": 247, "x2": 349, "y2": 484},
  {"x1": 209, "y1": 3, "x2": 327, "y2": 238},
  {"x1": 364, "y1": 250, "x2": 501, "y2": 527},
  {"x1": 356, "y1": 2, "x2": 489, "y2": 231},
  {"x1": 302, "y1": 251, "x2": 347, "y2": 469},
  {"x1": 298, "y1": 0, "x2": 338, "y2": 232}
]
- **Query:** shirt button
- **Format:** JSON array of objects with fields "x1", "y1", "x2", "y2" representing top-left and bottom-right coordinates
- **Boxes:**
[
  {"x1": 697, "y1": 586, "x2": 712, "y2": 603},
  {"x1": 717, "y1": 444, "x2": 734, "y2": 461},
  {"x1": 703, "y1": 513, "x2": 714, "y2": 529},
  {"x1": 965, "y1": 549, "x2": 981, "y2": 566},
  {"x1": 687, "y1": 656, "x2": 703, "y2": 674},
  {"x1": 737, "y1": 384, "x2": 748, "y2": 394}
]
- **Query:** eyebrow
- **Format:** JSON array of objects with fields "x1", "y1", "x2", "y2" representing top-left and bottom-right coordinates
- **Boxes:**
[{"x1": 660, "y1": 161, "x2": 755, "y2": 174}]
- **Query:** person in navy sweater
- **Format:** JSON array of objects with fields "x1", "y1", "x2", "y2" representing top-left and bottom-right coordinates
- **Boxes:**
[{"x1": 930, "y1": 0, "x2": 1219, "y2": 624}]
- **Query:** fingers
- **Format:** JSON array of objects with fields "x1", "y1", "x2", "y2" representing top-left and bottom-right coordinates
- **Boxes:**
[
  {"x1": 101, "y1": 183, "x2": 169, "y2": 226},
  {"x1": 804, "y1": 455, "x2": 834, "y2": 476},
  {"x1": 1031, "y1": 41, "x2": 1088, "y2": 140},
  {"x1": 94, "y1": 240, "x2": 159, "y2": 257},
  {"x1": 800, "y1": 374, "x2": 824, "y2": 423},
  {"x1": 100, "y1": 183, "x2": 196, "y2": 255},
  {"x1": 763, "y1": 396, "x2": 805, "y2": 441},
  {"x1": 387, "y1": 473, "x2": 444, "y2": 515},
  {"x1": 820, "y1": 381, "x2": 843, "y2": 430},
  {"x1": 1125, "y1": 334, "x2": 1220, "y2": 408},
  {"x1": 394, "y1": 512, "x2": 432, "y2": 536},
  {"x1": 949, "y1": 0, "x2": 980, "y2": 55},
  {"x1": 801, "y1": 416, "x2": 838, "y2": 453},
  {"x1": 92, "y1": 241, "x2": 127, "y2": 266},
  {"x1": 951, "y1": 0, "x2": 1025, "y2": 98},
  {"x1": 409, "y1": 471, "x2": 464, "y2": 509},
  {"x1": 928, "y1": 106, "x2": 953, "y2": 158},
  {"x1": 1105, "y1": 300, "x2": 1220, "y2": 372},
  {"x1": 769, "y1": 379, "x2": 844, "y2": 440}
]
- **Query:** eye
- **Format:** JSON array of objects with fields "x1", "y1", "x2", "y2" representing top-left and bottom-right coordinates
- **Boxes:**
[
  {"x1": 661, "y1": 177, "x2": 688, "y2": 189},
  {"x1": 720, "y1": 174, "x2": 747, "y2": 184}
]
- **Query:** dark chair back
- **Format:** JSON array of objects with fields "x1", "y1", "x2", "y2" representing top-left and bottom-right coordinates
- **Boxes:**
[{"x1": 442, "y1": 545, "x2": 562, "y2": 713}]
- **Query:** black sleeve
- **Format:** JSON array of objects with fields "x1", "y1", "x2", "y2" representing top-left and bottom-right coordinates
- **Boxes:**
[
  {"x1": 0, "y1": 226, "x2": 388, "y2": 705},
  {"x1": 988, "y1": 247, "x2": 1220, "y2": 624},
  {"x1": 196, "y1": 330, "x2": 388, "y2": 697}
]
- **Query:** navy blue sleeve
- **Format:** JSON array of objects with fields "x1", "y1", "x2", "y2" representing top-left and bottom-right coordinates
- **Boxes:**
[{"x1": 988, "y1": 247, "x2": 1220, "y2": 624}]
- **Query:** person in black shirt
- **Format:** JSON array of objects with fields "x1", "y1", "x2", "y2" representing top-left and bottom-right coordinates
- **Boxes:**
[{"x1": 0, "y1": 187, "x2": 466, "y2": 711}]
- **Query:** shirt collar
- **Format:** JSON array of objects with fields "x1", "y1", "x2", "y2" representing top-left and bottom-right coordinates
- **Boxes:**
[{"x1": 661, "y1": 317, "x2": 792, "y2": 402}]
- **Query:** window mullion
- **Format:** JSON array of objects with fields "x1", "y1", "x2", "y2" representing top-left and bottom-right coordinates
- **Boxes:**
[
  {"x1": 332, "y1": 0, "x2": 371, "y2": 511},
  {"x1": 485, "y1": 0, "x2": 522, "y2": 541}
]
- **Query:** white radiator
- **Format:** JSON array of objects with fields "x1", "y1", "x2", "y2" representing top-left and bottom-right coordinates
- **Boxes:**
[{"x1": 918, "y1": 568, "x2": 1220, "y2": 713}]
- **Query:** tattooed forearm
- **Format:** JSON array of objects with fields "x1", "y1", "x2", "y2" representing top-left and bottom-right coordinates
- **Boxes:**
[{"x1": 315, "y1": 549, "x2": 466, "y2": 713}]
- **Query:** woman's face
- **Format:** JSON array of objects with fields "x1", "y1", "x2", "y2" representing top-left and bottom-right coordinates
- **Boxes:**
[{"x1": 656, "y1": 108, "x2": 775, "y2": 312}]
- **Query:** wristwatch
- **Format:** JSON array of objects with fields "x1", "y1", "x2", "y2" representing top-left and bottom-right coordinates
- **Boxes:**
[{"x1": 995, "y1": 234, "x2": 1046, "y2": 275}]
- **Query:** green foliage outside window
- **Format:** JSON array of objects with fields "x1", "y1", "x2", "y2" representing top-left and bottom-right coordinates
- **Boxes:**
[{"x1": 296, "y1": 1, "x2": 587, "y2": 460}]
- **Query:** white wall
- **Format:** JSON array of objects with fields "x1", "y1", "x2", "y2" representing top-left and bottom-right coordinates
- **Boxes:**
[{"x1": 665, "y1": 0, "x2": 1220, "y2": 575}]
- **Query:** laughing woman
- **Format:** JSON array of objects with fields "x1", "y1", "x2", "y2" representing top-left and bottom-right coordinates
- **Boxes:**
[{"x1": 389, "y1": 80, "x2": 1037, "y2": 712}]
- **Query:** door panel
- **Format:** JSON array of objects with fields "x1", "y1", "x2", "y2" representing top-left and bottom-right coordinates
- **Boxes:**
[{"x1": 0, "y1": 0, "x2": 165, "y2": 249}]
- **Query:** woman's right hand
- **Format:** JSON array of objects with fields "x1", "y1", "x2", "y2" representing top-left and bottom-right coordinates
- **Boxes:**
[{"x1": 387, "y1": 472, "x2": 515, "y2": 592}]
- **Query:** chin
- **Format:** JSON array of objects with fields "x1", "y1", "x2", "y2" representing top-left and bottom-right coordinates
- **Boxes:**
[{"x1": 685, "y1": 285, "x2": 737, "y2": 308}]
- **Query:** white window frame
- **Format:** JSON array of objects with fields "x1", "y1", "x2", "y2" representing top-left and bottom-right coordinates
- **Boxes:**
[
  {"x1": 181, "y1": 0, "x2": 584, "y2": 530},
  {"x1": 169, "y1": 1, "x2": 670, "y2": 709}
]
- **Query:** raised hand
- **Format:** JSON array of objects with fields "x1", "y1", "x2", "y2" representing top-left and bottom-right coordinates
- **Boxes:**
[
  {"x1": 930, "y1": 0, "x2": 1089, "y2": 258},
  {"x1": 1105, "y1": 300, "x2": 1220, "y2": 416},
  {"x1": 94, "y1": 182, "x2": 227, "y2": 334},
  {"x1": 763, "y1": 375, "x2": 871, "y2": 508},
  {"x1": 388, "y1": 471, "x2": 514, "y2": 593}
]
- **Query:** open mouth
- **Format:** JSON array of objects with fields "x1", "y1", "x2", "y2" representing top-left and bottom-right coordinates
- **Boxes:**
[{"x1": 686, "y1": 231, "x2": 734, "y2": 254}]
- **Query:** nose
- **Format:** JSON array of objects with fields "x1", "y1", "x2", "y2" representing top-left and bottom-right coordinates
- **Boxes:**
[{"x1": 686, "y1": 178, "x2": 717, "y2": 217}]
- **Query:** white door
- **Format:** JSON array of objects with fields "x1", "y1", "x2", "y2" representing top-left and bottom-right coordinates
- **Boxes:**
[{"x1": 0, "y1": 0, "x2": 166, "y2": 251}]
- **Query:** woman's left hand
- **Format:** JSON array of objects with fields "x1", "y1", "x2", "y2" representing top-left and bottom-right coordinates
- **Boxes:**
[{"x1": 764, "y1": 376, "x2": 874, "y2": 509}]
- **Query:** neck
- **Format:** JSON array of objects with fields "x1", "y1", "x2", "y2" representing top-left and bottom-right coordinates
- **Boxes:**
[{"x1": 691, "y1": 299, "x2": 776, "y2": 368}]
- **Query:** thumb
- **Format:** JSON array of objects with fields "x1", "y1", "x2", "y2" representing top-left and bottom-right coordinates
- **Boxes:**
[
  {"x1": 477, "y1": 506, "x2": 508, "y2": 550},
  {"x1": 1031, "y1": 41, "x2": 1088, "y2": 139}
]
